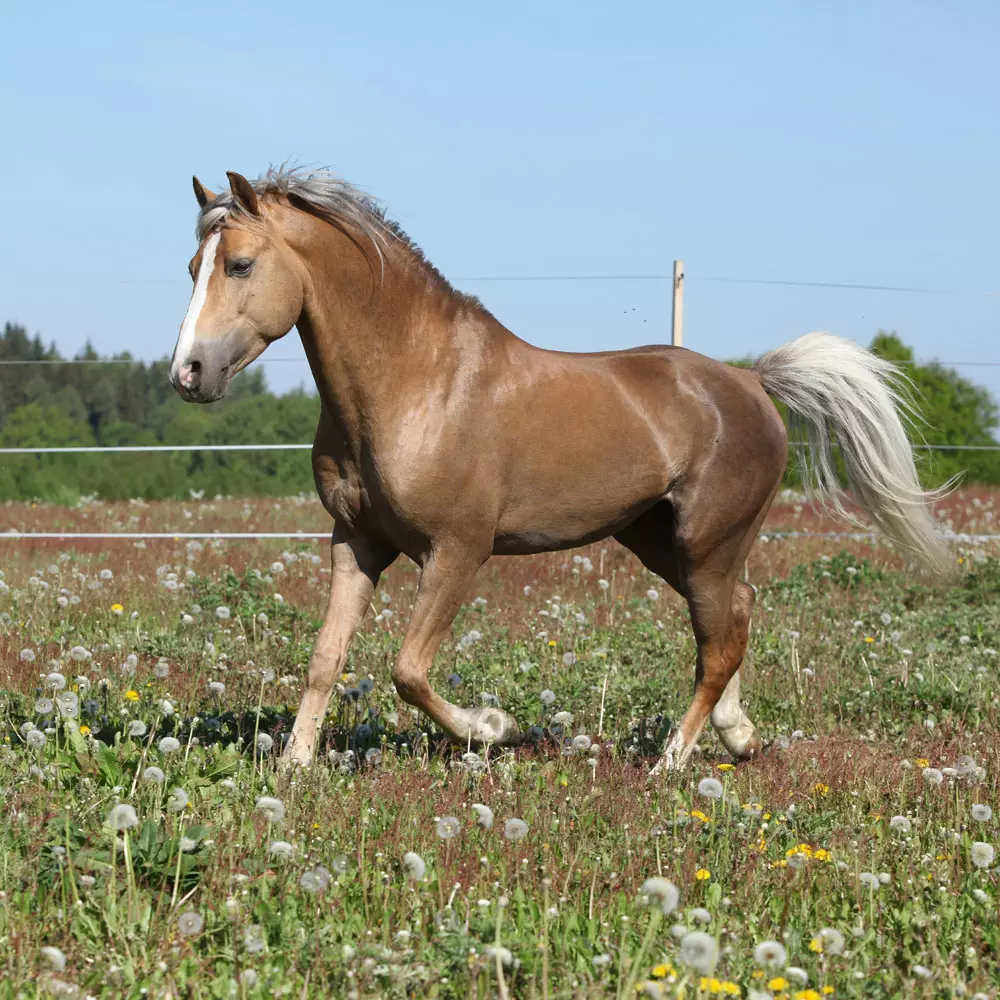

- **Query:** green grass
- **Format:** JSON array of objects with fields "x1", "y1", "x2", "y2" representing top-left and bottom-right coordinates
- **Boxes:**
[{"x1": 0, "y1": 519, "x2": 998, "y2": 999}]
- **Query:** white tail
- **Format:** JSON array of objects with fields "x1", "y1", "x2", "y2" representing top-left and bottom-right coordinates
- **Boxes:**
[{"x1": 754, "y1": 332, "x2": 953, "y2": 577}]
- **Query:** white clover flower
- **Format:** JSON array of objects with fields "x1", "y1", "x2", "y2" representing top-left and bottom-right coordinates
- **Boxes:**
[
  {"x1": 504, "y1": 818, "x2": 529, "y2": 842},
  {"x1": 971, "y1": 804, "x2": 993, "y2": 822},
  {"x1": 39, "y1": 946, "x2": 67, "y2": 972},
  {"x1": 108, "y1": 804, "x2": 139, "y2": 831},
  {"x1": 143, "y1": 766, "x2": 165, "y2": 784},
  {"x1": 269, "y1": 840, "x2": 294, "y2": 860},
  {"x1": 256, "y1": 796, "x2": 285, "y2": 823},
  {"x1": 639, "y1": 877, "x2": 679, "y2": 915},
  {"x1": 971, "y1": 842, "x2": 995, "y2": 869},
  {"x1": 471, "y1": 804, "x2": 494, "y2": 830},
  {"x1": 678, "y1": 931, "x2": 718, "y2": 974},
  {"x1": 753, "y1": 940, "x2": 786, "y2": 968},
  {"x1": 403, "y1": 851, "x2": 426, "y2": 881},
  {"x1": 177, "y1": 910, "x2": 203, "y2": 936},
  {"x1": 158, "y1": 736, "x2": 181, "y2": 753},
  {"x1": 436, "y1": 816, "x2": 460, "y2": 840},
  {"x1": 299, "y1": 865, "x2": 331, "y2": 893},
  {"x1": 697, "y1": 777, "x2": 724, "y2": 800},
  {"x1": 167, "y1": 787, "x2": 189, "y2": 812}
]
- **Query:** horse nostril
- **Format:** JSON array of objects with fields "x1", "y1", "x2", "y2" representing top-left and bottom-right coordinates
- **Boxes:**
[{"x1": 179, "y1": 360, "x2": 203, "y2": 390}]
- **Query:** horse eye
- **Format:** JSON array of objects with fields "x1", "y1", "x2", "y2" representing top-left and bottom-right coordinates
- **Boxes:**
[{"x1": 230, "y1": 258, "x2": 254, "y2": 277}]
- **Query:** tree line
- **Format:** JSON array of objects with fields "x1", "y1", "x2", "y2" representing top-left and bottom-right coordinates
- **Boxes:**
[{"x1": 0, "y1": 322, "x2": 996, "y2": 503}]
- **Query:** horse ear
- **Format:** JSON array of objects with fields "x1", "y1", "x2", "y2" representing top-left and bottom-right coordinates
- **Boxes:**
[
  {"x1": 192, "y1": 176, "x2": 216, "y2": 208},
  {"x1": 226, "y1": 171, "x2": 260, "y2": 216}
]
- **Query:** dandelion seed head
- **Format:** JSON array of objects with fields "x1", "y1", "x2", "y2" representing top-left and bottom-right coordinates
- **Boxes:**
[
  {"x1": 39, "y1": 946, "x2": 66, "y2": 972},
  {"x1": 157, "y1": 736, "x2": 181, "y2": 754},
  {"x1": 403, "y1": 851, "x2": 426, "y2": 880},
  {"x1": 971, "y1": 804, "x2": 993, "y2": 822},
  {"x1": 471, "y1": 804, "x2": 494, "y2": 829},
  {"x1": 753, "y1": 940, "x2": 787, "y2": 968},
  {"x1": 108, "y1": 804, "x2": 139, "y2": 831},
  {"x1": 678, "y1": 931, "x2": 718, "y2": 974},
  {"x1": 697, "y1": 777, "x2": 724, "y2": 800},
  {"x1": 299, "y1": 865, "x2": 331, "y2": 893},
  {"x1": 436, "y1": 816, "x2": 460, "y2": 840},
  {"x1": 167, "y1": 787, "x2": 189, "y2": 812},
  {"x1": 639, "y1": 877, "x2": 679, "y2": 915},
  {"x1": 256, "y1": 796, "x2": 285, "y2": 823},
  {"x1": 504, "y1": 818, "x2": 529, "y2": 842},
  {"x1": 142, "y1": 766, "x2": 165, "y2": 784},
  {"x1": 269, "y1": 840, "x2": 294, "y2": 860},
  {"x1": 971, "y1": 842, "x2": 995, "y2": 869}
]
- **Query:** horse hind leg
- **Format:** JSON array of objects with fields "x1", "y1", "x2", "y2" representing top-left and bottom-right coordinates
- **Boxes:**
[
  {"x1": 651, "y1": 567, "x2": 759, "y2": 774},
  {"x1": 709, "y1": 580, "x2": 762, "y2": 760}
]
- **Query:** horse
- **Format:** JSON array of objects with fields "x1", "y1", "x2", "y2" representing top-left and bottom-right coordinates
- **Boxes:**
[{"x1": 169, "y1": 167, "x2": 949, "y2": 773}]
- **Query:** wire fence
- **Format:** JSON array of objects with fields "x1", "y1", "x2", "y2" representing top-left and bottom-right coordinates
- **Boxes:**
[{"x1": 3, "y1": 265, "x2": 998, "y2": 541}]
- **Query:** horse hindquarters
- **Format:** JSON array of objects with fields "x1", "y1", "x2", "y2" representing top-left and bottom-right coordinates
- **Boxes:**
[{"x1": 616, "y1": 369, "x2": 787, "y2": 771}]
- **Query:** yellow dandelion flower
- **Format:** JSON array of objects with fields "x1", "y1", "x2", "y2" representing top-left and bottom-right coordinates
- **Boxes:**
[
  {"x1": 863, "y1": 636, "x2": 875, "y2": 643},
  {"x1": 79, "y1": 725, "x2": 91, "y2": 736},
  {"x1": 721, "y1": 984, "x2": 741, "y2": 996},
  {"x1": 813, "y1": 783, "x2": 829, "y2": 795},
  {"x1": 111, "y1": 603, "x2": 124, "y2": 613},
  {"x1": 695, "y1": 868, "x2": 711, "y2": 881},
  {"x1": 813, "y1": 849, "x2": 831, "y2": 862},
  {"x1": 757, "y1": 835, "x2": 767, "y2": 852},
  {"x1": 124, "y1": 690, "x2": 139, "y2": 702},
  {"x1": 768, "y1": 978, "x2": 789, "y2": 991},
  {"x1": 752, "y1": 971, "x2": 764, "y2": 980},
  {"x1": 795, "y1": 991, "x2": 822, "y2": 1000},
  {"x1": 763, "y1": 812, "x2": 771, "y2": 820},
  {"x1": 915, "y1": 758, "x2": 930, "y2": 768},
  {"x1": 717, "y1": 763, "x2": 735, "y2": 772},
  {"x1": 548, "y1": 640, "x2": 557, "y2": 647},
  {"x1": 822, "y1": 988, "x2": 834, "y2": 996},
  {"x1": 652, "y1": 964, "x2": 671, "y2": 978},
  {"x1": 690, "y1": 809, "x2": 711, "y2": 823},
  {"x1": 809, "y1": 937, "x2": 823, "y2": 953}
]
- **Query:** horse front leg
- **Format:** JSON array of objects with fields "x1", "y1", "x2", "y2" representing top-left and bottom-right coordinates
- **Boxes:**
[
  {"x1": 392, "y1": 544, "x2": 521, "y2": 747},
  {"x1": 284, "y1": 526, "x2": 397, "y2": 766}
]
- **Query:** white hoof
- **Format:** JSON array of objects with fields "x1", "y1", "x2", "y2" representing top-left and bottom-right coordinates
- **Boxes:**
[
  {"x1": 715, "y1": 720, "x2": 762, "y2": 761},
  {"x1": 461, "y1": 707, "x2": 521, "y2": 746}
]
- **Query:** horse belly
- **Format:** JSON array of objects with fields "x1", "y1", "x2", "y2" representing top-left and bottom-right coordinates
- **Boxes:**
[{"x1": 493, "y1": 461, "x2": 670, "y2": 555}]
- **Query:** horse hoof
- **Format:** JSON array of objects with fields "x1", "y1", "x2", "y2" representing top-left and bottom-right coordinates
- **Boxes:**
[{"x1": 465, "y1": 707, "x2": 521, "y2": 747}]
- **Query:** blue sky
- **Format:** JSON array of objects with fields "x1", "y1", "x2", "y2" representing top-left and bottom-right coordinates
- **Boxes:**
[{"x1": 2, "y1": 1, "x2": 998, "y2": 402}]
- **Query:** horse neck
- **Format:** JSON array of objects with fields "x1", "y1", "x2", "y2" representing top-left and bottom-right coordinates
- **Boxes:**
[{"x1": 292, "y1": 220, "x2": 485, "y2": 448}]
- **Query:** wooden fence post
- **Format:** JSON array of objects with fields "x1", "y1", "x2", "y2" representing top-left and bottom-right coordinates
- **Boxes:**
[{"x1": 671, "y1": 259, "x2": 684, "y2": 347}]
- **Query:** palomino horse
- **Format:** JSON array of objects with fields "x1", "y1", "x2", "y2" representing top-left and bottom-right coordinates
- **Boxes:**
[{"x1": 170, "y1": 168, "x2": 948, "y2": 773}]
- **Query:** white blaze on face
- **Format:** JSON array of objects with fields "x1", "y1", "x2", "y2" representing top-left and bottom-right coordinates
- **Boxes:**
[{"x1": 173, "y1": 230, "x2": 222, "y2": 385}]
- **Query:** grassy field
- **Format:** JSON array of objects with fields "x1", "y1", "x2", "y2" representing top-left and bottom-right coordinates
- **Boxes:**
[{"x1": 0, "y1": 490, "x2": 998, "y2": 999}]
